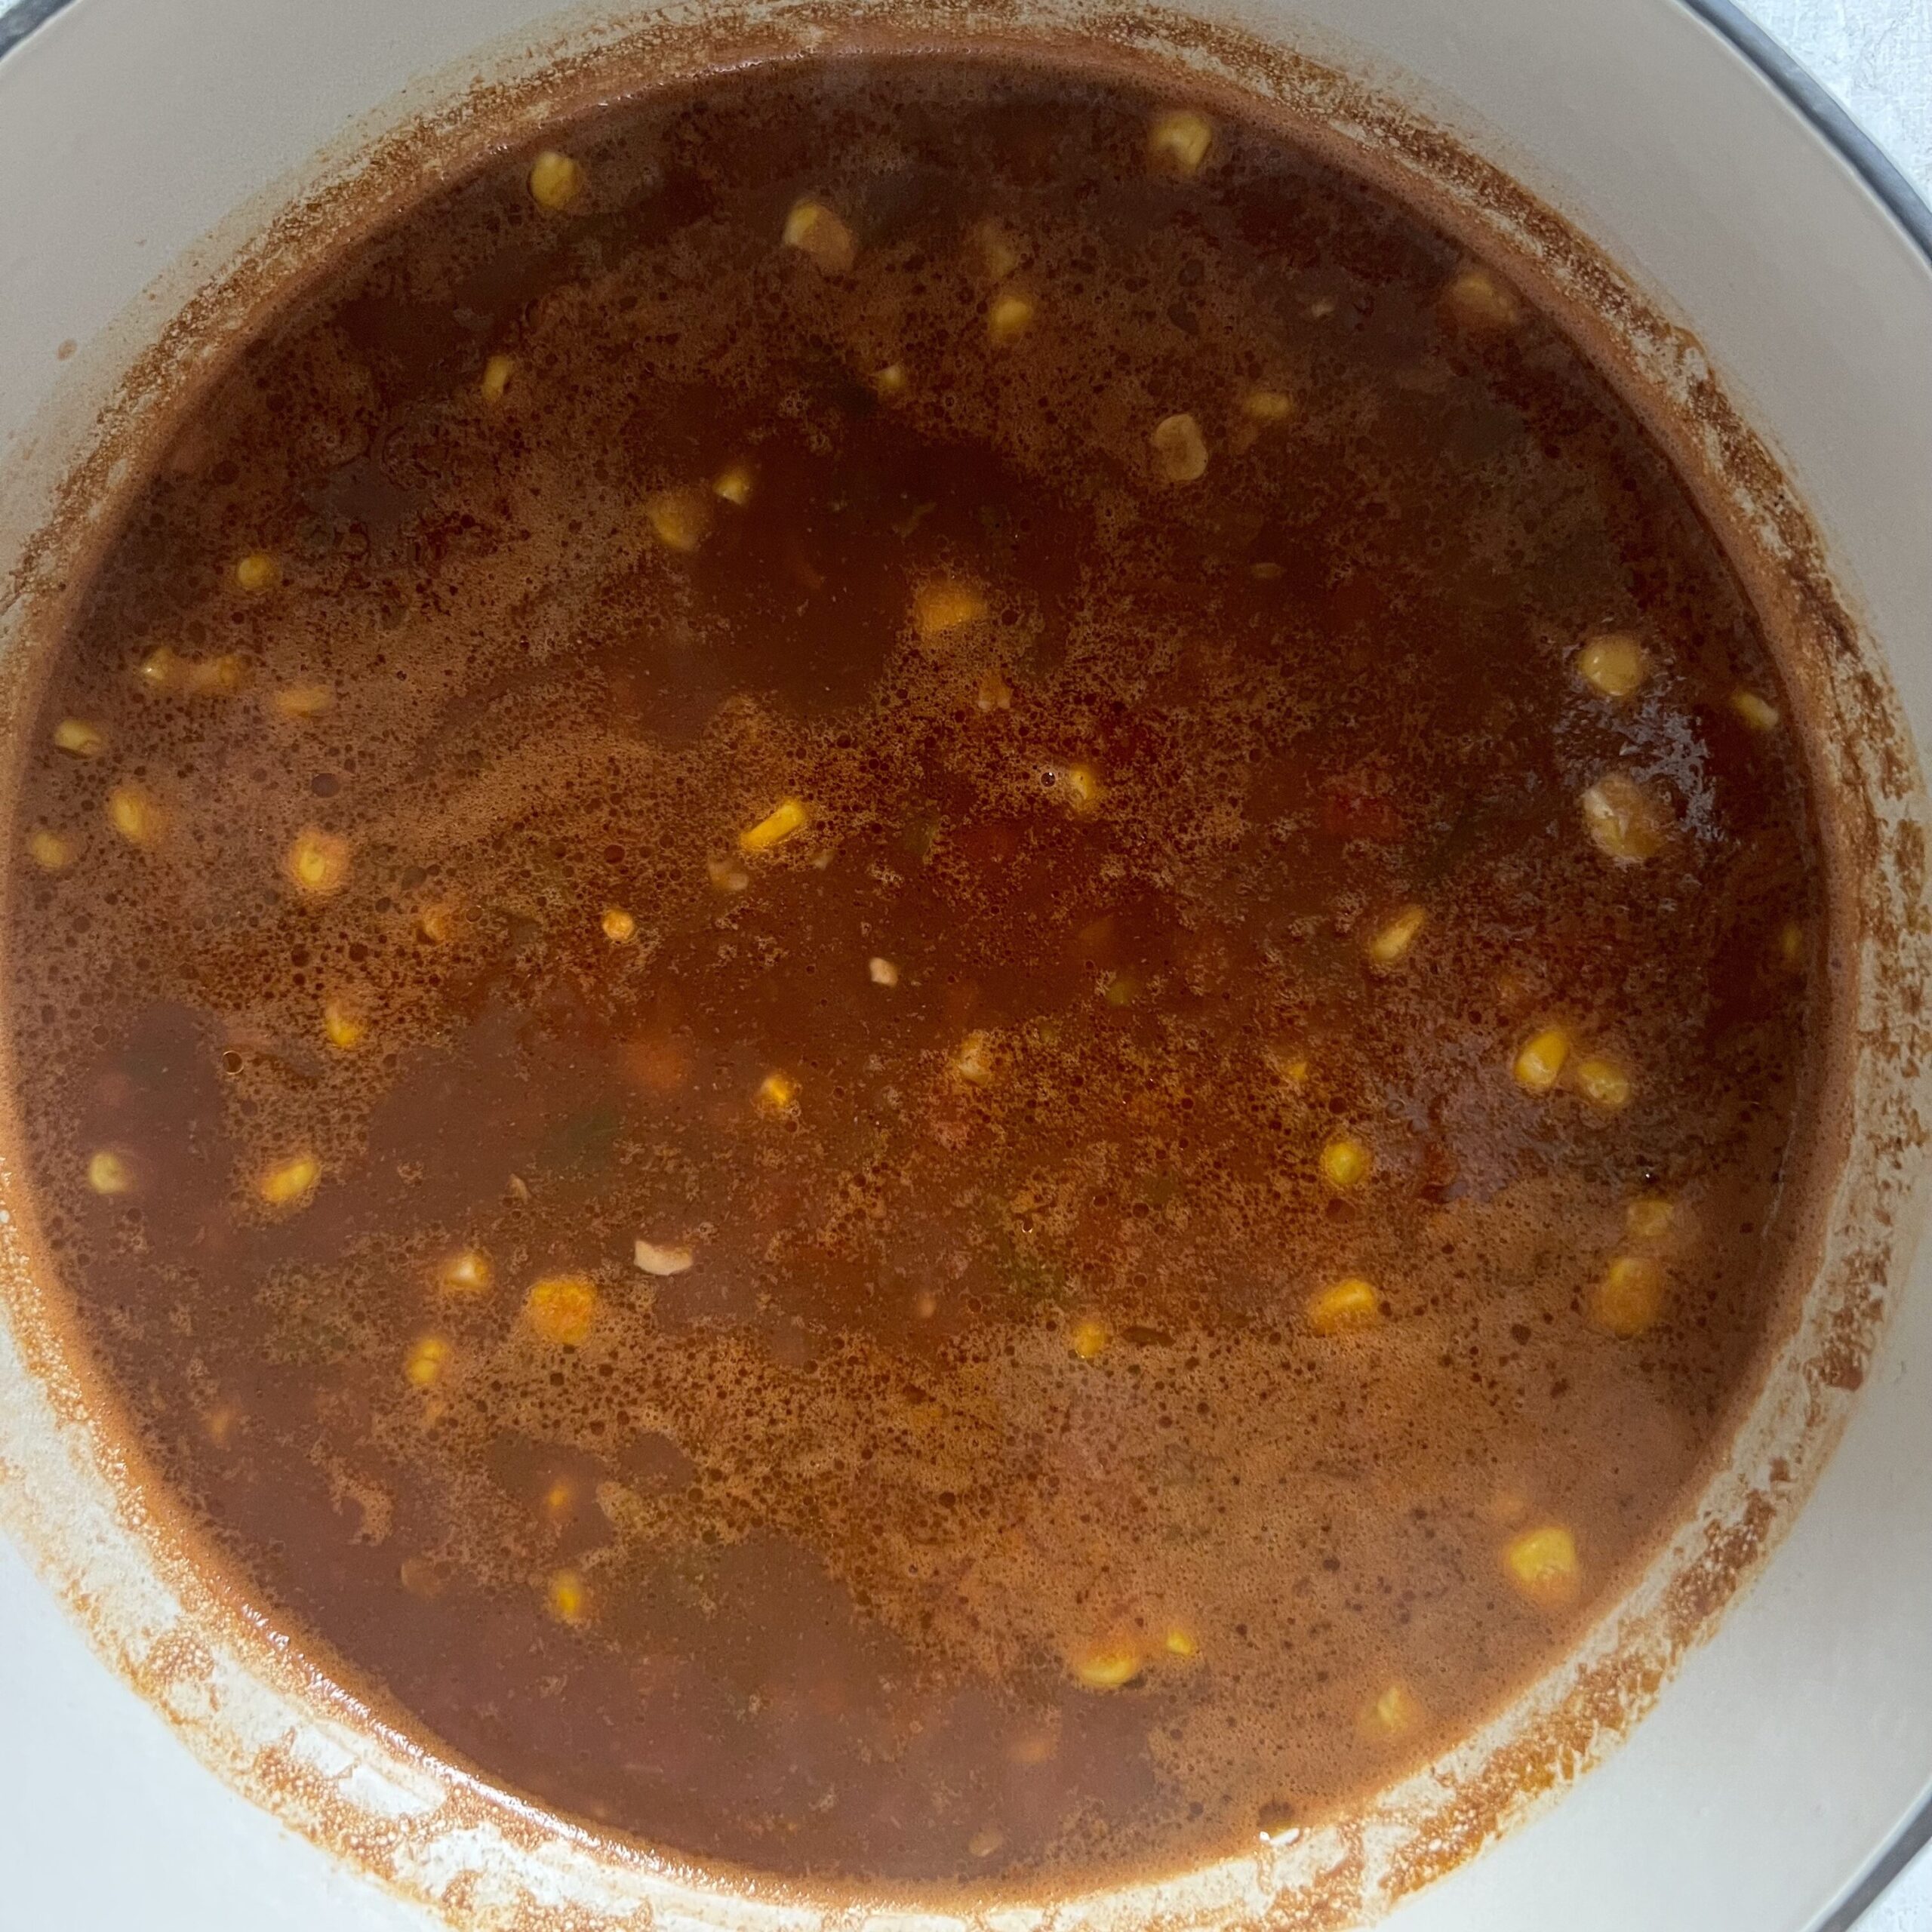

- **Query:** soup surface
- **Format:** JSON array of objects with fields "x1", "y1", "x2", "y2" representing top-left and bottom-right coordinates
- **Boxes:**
[{"x1": 4, "y1": 51, "x2": 1823, "y2": 1889}]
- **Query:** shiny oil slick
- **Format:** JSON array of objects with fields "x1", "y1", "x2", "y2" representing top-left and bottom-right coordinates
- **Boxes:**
[{"x1": 2, "y1": 52, "x2": 1821, "y2": 1889}]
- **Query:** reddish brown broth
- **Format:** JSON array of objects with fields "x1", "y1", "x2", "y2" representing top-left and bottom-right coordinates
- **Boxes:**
[{"x1": 3, "y1": 51, "x2": 1822, "y2": 1889}]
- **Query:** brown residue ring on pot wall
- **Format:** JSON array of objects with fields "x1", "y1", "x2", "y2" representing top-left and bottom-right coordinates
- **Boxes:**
[{"x1": 0, "y1": 3, "x2": 1923, "y2": 1929}]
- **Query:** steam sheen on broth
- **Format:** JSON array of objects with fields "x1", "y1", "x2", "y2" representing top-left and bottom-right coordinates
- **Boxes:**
[{"x1": 3, "y1": 52, "x2": 1821, "y2": 1888}]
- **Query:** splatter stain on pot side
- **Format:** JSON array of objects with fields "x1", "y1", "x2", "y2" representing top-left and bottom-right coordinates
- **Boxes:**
[{"x1": 0, "y1": 35, "x2": 1863, "y2": 1903}]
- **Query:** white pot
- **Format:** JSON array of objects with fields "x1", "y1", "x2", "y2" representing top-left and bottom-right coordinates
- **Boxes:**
[{"x1": 1, "y1": 3, "x2": 1927, "y2": 1928}]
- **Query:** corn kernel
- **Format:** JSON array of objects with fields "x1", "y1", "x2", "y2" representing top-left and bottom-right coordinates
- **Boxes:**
[
  {"x1": 872, "y1": 361, "x2": 909, "y2": 398},
  {"x1": 479, "y1": 353, "x2": 515, "y2": 404},
  {"x1": 257, "y1": 1152, "x2": 320, "y2": 1209},
  {"x1": 1072, "y1": 1641, "x2": 1141, "y2": 1689},
  {"x1": 1306, "y1": 1276, "x2": 1383, "y2": 1335},
  {"x1": 645, "y1": 486, "x2": 713, "y2": 553},
  {"x1": 528, "y1": 149, "x2": 584, "y2": 211},
  {"x1": 27, "y1": 828, "x2": 75, "y2": 872},
  {"x1": 405, "y1": 1334, "x2": 450, "y2": 1389},
  {"x1": 987, "y1": 291, "x2": 1035, "y2": 344},
  {"x1": 953, "y1": 1031, "x2": 995, "y2": 1086},
  {"x1": 739, "y1": 796, "x2": 809, "y2": 853},
  {"x1": 1777, "y1": 921, "x2": 1806, "y2": 970},
  {"x1": 1732, "y1": 688, "x2": 1781, "y2": 732},
  {"x1": 783, "y1": 198, "x2": 856, "y2": 273},
  {"x1": 87, "y1": 1150, "x2": 134, "y2": 1195},
  {"x1": 713, "y1": 463, "x2": 755, "y2": 506},
  {"x1": 1581, "y1": 771, "x2": 1667, "y2": 863},
  {"x1": 1164, "y1": 1626, "x2": 1198, "y2": 1659},
  {"x1": 1592, "y1": 1254, "x2": 1665, "y2": 1337},
  {"x1": 284, "y1": 826, "x2": 350, "y2": 897},
  {"x1": 139, "y1": 645, "x2": 181, "y2": 689},
  {"x1": 1503, "y1": 1523, "x2": 1581, "y2": 1610},
  {"x1": 707, "y1": 854, "x2": 750, "y2": 894},
  {"x1": 1149, "y1": 108, "x2": 1214, "y2": 174},
  {"x1": 1361, "y1": 1679, "x2": 1425, "y2": 1740},
  {"x1": 438, "y1": 1249, "x2": 493, "y2": 1295},
  {"x1": 1241, "y1": 386, "x2": 1296, "y2": 426},
  {"x1": 1071, "y1": 1317, "x2": 1111, "y2": 1360},
  {"x1": 417, "y1": 901, "x2": 457, "y2": 944},
  {"x1": 1150, "y1": 412, "x2": 1208, "y2": 484},
  {"x1": 321, "y1": 999, "x2": 366, "y2": 1051},
  {"x1": 1367, "y1": 903, "x2": 1426, "y2": 966},
  {"x1": 757, "y1": 1070, "x2": 798, "y2": 1113},
  {"x1": 968, "y1": 1827, "x2": 1004, "y2": 1860},
  {"x1": 975, "y1": 669, "x2": 1013, "y2": 712},
  {"x1": 1265, "y1": 1045, "x2": 1309, "y2": 1089},
  {"x1": 106, "y1": 785, "x2": 162, "y2": 845},
  {"x1": 1513, "y1": 1025, "x2": 1571, "y2": 1094},
  {"x1": 1574, "y1": 1054, "x2": 1632, "y2": 1111},
  {"x1": 1442, "y1": 263, "x2": 1521, "y2": 331},
  {"x1": 1576, "y1": 632, "x2": 1650, "y2": 699},
  {"x1": 635, "y1": 1238, "x2": 694, "y2": 1277},
  {"x1": 1318, "y1": 1134, "x2": 1372, "y2": 1190},
  {"x1": 1057, "y1": 762, "x2": 1104, "y2": 815},
  {"x1": 185, "y1": 654, "x2": 247, "y2": 697},
  {"x1": 233, "y1": 551, "x2": 281, "y2": 593},
  {"x1": 53, "y1": 717, "x2": 106, "y2": 758},
  {"x1": 869, "y1": 955, "x2": 899, "y2": 987},
  {"x1": 1626, "y1": 1195, "x2": 1675, "y2": 1242},
  {"x1": 601, "y1": 906, "x2": 637, "y2": 943},
  {"x1": 524, "y1": 1273, "x2": 597, "y2": 1346},
  {"x1": 546, "y1": 1567, "x2": 588, "y2": 1624},
  {"x1": 273, "y1": 682, "x2": 333, "y2": 720},
  {"x1": 913, "y1": 580, "x2": 988, "y2": 639}
]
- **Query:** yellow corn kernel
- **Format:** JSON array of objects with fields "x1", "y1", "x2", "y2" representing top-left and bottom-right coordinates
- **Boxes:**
[
  {"x1": 872, "y1": 361, "x2": 909, "y2": 398},
  {"x1": 635, "y1": 1237, "x2": 694, "y2": 1277},
  {"x1": 273, "y1": 681, "x2": 333, "y2": 720},
  {"x1": 27, "y1": 828, "x2": 75, "y2": 872},
  {"x1": 1513, "y1": 1025, "x2": 1571, "y2": 1094},
  {"x1": 546, "y1": 1567, "x2": 588, "y2": 1624},
  {"x1": 868, "y1": 955, "x2": 900, "y2": 987},
  {"x1": 1057, "y1": 762, "x2": 1104, "y2": 815},
  {"x1": 1149, "y1": 107, "x2": 1214, "y2": 175},
  {"x1": 1164, "y1": 1626, "x2": 1198, "y2": 1659},
  {"x1": 257, "y1": 1152, "x2": 320, "y2": 1210},
  {"x1": 528, "y1": 149, "x2": 584, "y2": 211},
  {"x1": 524, "y1": 1273, "x2": 598, "y2": 1346},
  {"x1": 739, "y1": 796, "x2": 808, "y2": 853},
  {"x1": 1576, "y1": 632, "x2": 1650, "y2": 699},
  {"x1": 783, "y1": 197, "x2": 856, "y2": 273},
  {"x1": 1626, "y1": 1195, "x2": 1675, "y2": 1242},
  {"x1": 975, "y1": 669, "x2": 1013, "y2": 712},
  {"x1": 404, "y1": 1334, "x2": 450, "y2": 1389},
  {"x1": 1777, "y1": 920, "x2": 1806, "y2": 970},
  {"x1": 1592, "y1": 1254, "x2": 1666, "y2": 1338},
  {"x1": 53, "y1": 717, "x2": 106, "y2": 758},
  {"x1": 479, "y1": 353, "x2": 515, "y2": 404},
  {"x1": 1443, "y1": 263, "x2": 1521, "y2": 331},
  {"x1": 953, "y1": 1031, "x2": 995, "y2": 1087},
  {"x1": 1732, "y1": 688, "x2": 1781, "y2": 732},
  {"x1": 757, "y1": 1070, "x2": 798, "y2": 1113},
  {"x1": 1361, "y1": 1679, "x2": 1425, "y2": 1740},
  {"x1": 987, "y1": 291, "x2": 1035, "y2": 344},
  {"x1": 1265, "y1": 1045, "x2": 1309, "y2": 1089},
  {"x1": 1367, "y1": 903, "x2": 1426, "y2": 966},
  {"x1": 1574, "y1": 1054, "x2": 1632, "y2": 1111},
  {"x1": 1241, "y1": 386, "x2": 1296, "y2": 426},
  {"x1": 321, "y1": 999, "x2": 366, "y2": 1051},
  {"x1": 706, "y1": 854, "x2": 750, "y2": 894},
  {"x1": 87, "y1": 1149, "x2": 134, "y2": 1196},
  {"x1": 106, "y1": 784, "x2": 162, "y2": 845},
  {"x1": 1072, "y1": 1641, "x2": 1142, "y2": 1690},
  {"x1": 284, "y1": 826, "x2": 350, "y2": 897},
  {"x1": 601, "y1": 906, "x2": 637, "y2": 943},
  {"x1": 1306, "y1": 1276, "x2": 1383, "y2": 1336},
  {"x1": 1071, "y1": 1317, "x2": 1111, "y2": 1360},
  {"x1": 417, "y1": 901, "x2": 457, "y2": 944},
  {"x1": 1581, "y1": 771, "x2": 1667, "y2": 863},
  {"x1": 645, "y1": 486, "x2": 713, "y2": 553},
  {"x1": 1503, "y1": 1523, "x2": 1581, "y2": 1610},
  {"x1": 913, "y1": 580, "x2": 988, "y2": 639},
  {"x1": 1150, "y1": 411, "x2": 1208, "y2": 484},
  {"x1": 1318, "y1": 1134, "x2": 1372, "y2": 1190},
  {"x1": 139, "y1": 645, "x2": 182, "y2": 688},
  {"x1": 438, "y1": 1249, "x2": 493, "y2": 1296},
  {"x1": 185, "y1": 654, "x2": 246, "y2": 697},
  {"x1": 233, "y1": 551, "x2": 281, "y2": 593},
  {"x1": 712, "y1": 462, "x2": 755, "y2": 506}
]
